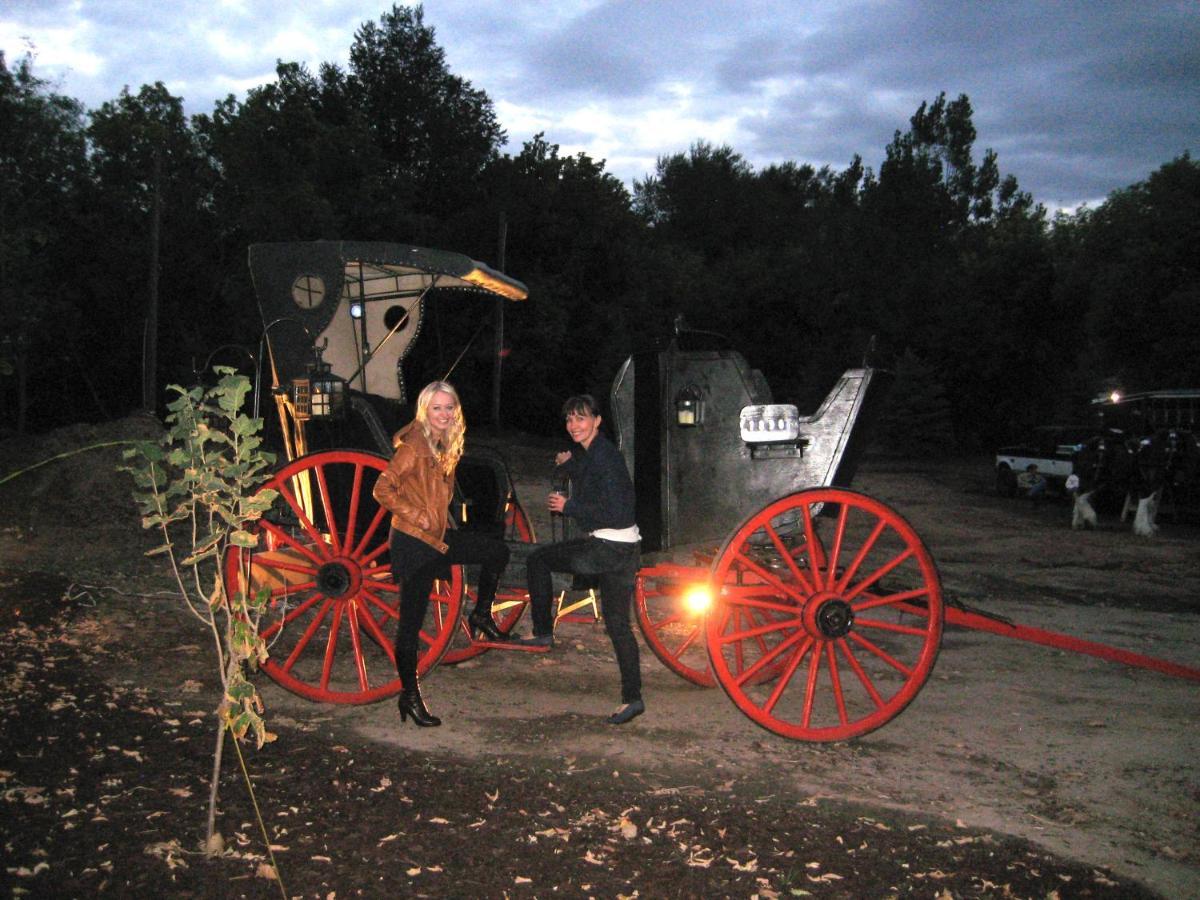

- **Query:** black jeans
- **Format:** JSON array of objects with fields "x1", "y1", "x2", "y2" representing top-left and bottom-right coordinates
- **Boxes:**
[
  {"x1": 389, "y1": 529, "x2": 510, "y2": 689},
  {"x1": 526, "y1": 537, "x2": 642, "y2": 703}
]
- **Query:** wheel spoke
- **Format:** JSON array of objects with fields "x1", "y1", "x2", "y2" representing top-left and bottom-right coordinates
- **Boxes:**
[
  {"x1": 281, "y1": 597, "x2": 333, "y2": 672},
  {"x1": 273, "y1": 479, "x2": 331, "y2": 558},
  {"x1": 825, "y1": 502, "x2": 851, "y2": 592},
  {"x1": 732, "y1": 627, "x2": 807, "y2": 687},
  {"x1": 727, "y1": 549, "x2": 809, "y2": 605},
  {"x1": 260, "y1": 591, "x2": 323, "y2": 641},
  {"x1": 834, "y1": 518, "x2": 886, "y2": 593},
  {"x1": 313, "y1": 462, "x2": 341, "y2": 555},
  {"x1": 843, "y1": 547, "x2": 915, "y2": 602},
  {"x1": 346, "y1": 605, "x2": 370, "y2": 691},
  {"x1": 259, "y1": 518, "x2": 326, "y2": 567},
  {"x1": 847, "y1": 630, "x2": 913, "y2": 677},
  {"x1": 799, "y1": 502, "x2": 823, "y2": 590},
  {"x1": 826, "y1": 642, "x2": 849, "y2": 726},
  {"x1": 763, "y1": 522, "x2": 816, "y2": 595},
  {"x1": 761, "y1": 637, "x2": 813, "y2": 715},
  {"x1": 853, "y1": 587, "x2": 930, "y2": 612},
  {"x1": 801, "y1": 640, "x2": 824, "y2": 728},
  {"x1": 356, "y1": 603, "x2": 396, "y2": 655},
  {"x1": 352, "y1": 505, "x2": 390, "y2": 559},
  {"x1": 361, "y1": 585, "x2": 401, "y2": 622},
  {"x1": 342, "y1": 462, "x2": 366, "y2": 552},
  {"x1": 320, "y1": 604, "x2": 345, "y2": 690},
  {"x1": 835, "y1": 637, "x2": 886, "y2": 709},
  {"x1": 718, "y1": 609, "x2": 800, "y2": 645}
]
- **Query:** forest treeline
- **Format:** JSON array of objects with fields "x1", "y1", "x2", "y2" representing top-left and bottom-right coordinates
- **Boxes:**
[{"x1": 2, "y1": 5, "x2": 1197, "y2": 450}]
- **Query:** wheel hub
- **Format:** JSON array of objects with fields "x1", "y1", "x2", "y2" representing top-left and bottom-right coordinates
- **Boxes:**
[
  {"x1": 816, "y1": 599, "x2": 854, "y2": 637},
  {"x1": 316, "y1": 559, "x2": 360, "y2": 599},
  {"x1": 803, "y1": 591, "x2": 855, "y2": 638}
]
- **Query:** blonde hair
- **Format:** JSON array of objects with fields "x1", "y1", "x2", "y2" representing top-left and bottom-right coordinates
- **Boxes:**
[{"x1": 413, "y1": 381, "x2": 465, "y2": 475}]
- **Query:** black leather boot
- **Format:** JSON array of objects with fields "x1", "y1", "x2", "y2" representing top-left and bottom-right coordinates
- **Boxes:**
[
  {"x1": 467, "y1": 608, "x2": 510, "y2": 641},
  {"x1": 469, "y1": 568, "x2": 511, "y2": 641},
  {"x1": 397, "y1": 685, "x2": 441, "y2": 727}
]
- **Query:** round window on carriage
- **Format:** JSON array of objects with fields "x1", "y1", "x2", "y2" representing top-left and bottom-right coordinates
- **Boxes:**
[
  {"x1": 383, "y1": 304, "x2": 411, "y2": 333},
  {"x1": 290, "y1": 274, "x2": 326, "y2": 309}
]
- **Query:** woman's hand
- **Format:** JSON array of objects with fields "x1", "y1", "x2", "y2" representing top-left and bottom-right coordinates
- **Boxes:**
[
  {"x1": 554, "y1": 451, "x2": 572, "y2": 466},
  {"x1": 547, "y1": 491, "x2": 567, "y2": 514}
]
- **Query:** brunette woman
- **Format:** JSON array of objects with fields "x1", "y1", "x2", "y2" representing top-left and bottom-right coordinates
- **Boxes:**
[{"x1": 372, "y1": 381, "x2": 511, "y2": 726}]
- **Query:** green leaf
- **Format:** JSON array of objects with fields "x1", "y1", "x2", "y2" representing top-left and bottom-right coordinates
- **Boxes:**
[{"x1": 229, "y1": 530, "x2": 259, "y2": 548}]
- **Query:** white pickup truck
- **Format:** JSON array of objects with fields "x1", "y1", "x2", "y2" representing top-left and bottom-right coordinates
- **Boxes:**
[{"x1": 994, "y1": 426, "x2": 1096, "y2": 496}]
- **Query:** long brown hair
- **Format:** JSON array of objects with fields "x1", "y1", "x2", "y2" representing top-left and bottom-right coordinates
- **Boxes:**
[{"x1": 413, "y1": 381, "x2": 465, "y2": 476}]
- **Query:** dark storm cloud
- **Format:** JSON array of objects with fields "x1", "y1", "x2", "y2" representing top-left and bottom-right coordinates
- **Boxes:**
[
  {"x1": 483, "y1": 0, "x2": 1197, "y2": 207},
  {"x1": 671, "y1": 0, "x2": 1200, "y2": 208}
]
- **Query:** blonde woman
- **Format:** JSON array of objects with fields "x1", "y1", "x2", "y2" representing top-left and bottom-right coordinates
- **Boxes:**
[{"x1": 373, "y1": 381, "x2": 511, "y2": 726}]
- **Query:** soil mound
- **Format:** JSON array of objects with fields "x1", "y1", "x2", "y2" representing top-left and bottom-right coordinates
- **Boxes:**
[{"x1": 0, "y1": 414, "x2": 164, "y2": 529}]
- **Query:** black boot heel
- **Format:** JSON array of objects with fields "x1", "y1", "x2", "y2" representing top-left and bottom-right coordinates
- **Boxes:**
[
  {"x1": 397, "y1": 688, "x2": 441, "y2": 727},
  {"x1": 468, "y1": 609, "x2": 510, "y2": 642}
]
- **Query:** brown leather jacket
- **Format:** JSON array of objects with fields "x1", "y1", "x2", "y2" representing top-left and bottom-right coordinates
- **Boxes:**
[{"x1": 372, "y1": 422, "x2": 454, "y2": 553}]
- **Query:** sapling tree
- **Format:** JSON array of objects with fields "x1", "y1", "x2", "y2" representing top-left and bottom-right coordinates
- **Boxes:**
[{"x1": 122, "y1": 368, "x2": 278, "y2": 855}]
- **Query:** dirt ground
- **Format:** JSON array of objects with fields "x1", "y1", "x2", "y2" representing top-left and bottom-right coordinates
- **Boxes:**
[{"x1": 1, "y1": 419, "x2": 1198, "y2": 898}]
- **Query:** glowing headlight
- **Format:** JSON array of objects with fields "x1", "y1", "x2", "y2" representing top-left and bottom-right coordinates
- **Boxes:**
[{"x1": 682, "y1": 584, "x2": 714, "y2": 615}]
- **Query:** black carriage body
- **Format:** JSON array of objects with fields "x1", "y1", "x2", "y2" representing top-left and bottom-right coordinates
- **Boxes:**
[{"x1": 610, "y1": 338, "x2": 891, "y2": 552}]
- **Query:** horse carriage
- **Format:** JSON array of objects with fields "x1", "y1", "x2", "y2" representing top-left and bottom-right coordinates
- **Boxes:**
[
  {"x1": 222, "y1": 241, "x2": 1200, "y2": 744},
  {"x1": 1070, "y1": 391, "x2": 1200, "y2": 535}
]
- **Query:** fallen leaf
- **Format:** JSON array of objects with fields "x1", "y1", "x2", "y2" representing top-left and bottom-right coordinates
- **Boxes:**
[{"x1": 255, "y1": 863, "x2": 277, "y2": 880}]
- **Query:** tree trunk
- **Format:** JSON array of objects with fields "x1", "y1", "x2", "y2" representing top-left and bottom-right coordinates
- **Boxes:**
[
  {"x1": 205, "y1": 717, "x2": 226, "y2": 853},
  {"x1": 143, "y1": 148, "x2": 163, "y2": 414}
]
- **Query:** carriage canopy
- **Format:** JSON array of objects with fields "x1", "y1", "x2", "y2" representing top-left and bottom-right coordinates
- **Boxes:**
[{"x1": 248, "y1": 241, "x2": 528, "y2": 403}]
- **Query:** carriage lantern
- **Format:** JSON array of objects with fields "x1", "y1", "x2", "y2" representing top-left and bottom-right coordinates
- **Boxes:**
[
  {"x1": 291, "y1": 353, "x2": 347, "y2": 421},
  {"x1": 674, "y1": 384, "x2": 706, "y2": 426}
]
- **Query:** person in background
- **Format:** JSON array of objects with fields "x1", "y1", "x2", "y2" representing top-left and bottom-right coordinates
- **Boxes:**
[
  {"x1": 373, "y1": 381, "x2": 511, "y2": 727},
  {"x1": 517, "y1": 394, "x2": 645, "y2": 725},
  {"x1": 1017, "y1": 463, "x2": 1048, "y2": 503}
]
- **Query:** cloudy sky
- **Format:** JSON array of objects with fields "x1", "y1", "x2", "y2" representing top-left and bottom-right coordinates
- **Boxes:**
[{"x1": 3, "y1": 1, "x2": 1197, "y2": 212}]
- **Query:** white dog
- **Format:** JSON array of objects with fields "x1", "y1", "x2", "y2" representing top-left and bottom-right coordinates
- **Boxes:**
[
  {"x1": 1066, "y1": 475, "x2": 1098, "y2": 530},
  {"x1": 1071, "y1": 491, "x2": 1098, "y2": 530},
  {"x1": 1132, "y1": 489, "x2": 1162, "y2": 537}
]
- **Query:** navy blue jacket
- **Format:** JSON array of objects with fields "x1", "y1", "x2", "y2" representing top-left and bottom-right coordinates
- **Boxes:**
[{"x1": 560, "y1": 432, "x2": 637, "y2": 534}]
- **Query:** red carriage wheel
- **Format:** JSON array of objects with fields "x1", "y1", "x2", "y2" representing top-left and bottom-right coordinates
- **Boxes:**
[
  {"x1": 636, "y1": 561, "x2": 807, "y2": 689},
  {"x1": 706, "y1": 489, "x2": 943, "y2": 741},
  {"x1": 505, "y1": 495, "x2": 536, "y2": 543},
  {"x1": 440, "y1": 492, "x2": 535, "y2": 665},
  {"x1": 636, "y1": 564, "x2": 715, "y2": 687},
  {"x1": 222, "y1": 450, "x2": 462, "y2": 704}
]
